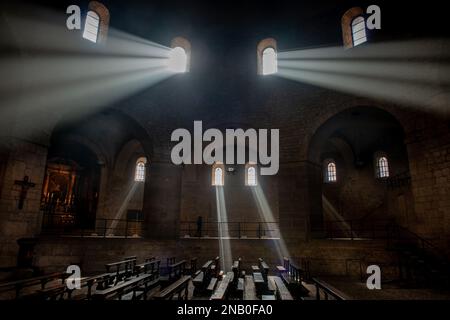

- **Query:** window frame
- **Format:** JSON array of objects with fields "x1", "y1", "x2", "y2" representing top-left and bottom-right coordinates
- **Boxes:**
[
  {"x1": 134, "y1": 158, "x2": 147, "y2": 182},
  {"x1": 324, "y1": 159, "x2": 337, "y2": 183},
  {"x1": 212, "y1": 163, "x2": 225, "y2": 186}
]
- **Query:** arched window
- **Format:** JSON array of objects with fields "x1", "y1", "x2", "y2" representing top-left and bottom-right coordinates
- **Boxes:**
[
  {"x1": 135, "y1": 158, "x2": 147, "y2": 182},
  {"x1": 169, "y1": 37, "x2": 191, "y2": 73},
  {"x1": 82, "y1": 1, "x2": 109, "y2": 44},
  {"x1": 262, "y1": 47, "x2": 277, "y2": 75},
  {"x1": 257, "y1": 38, "x2": 277, "y2": 75},
  {"x1": 342, "y1": 7, "x2": 366, "y2": 49},
  {"x1": 324, "y1": 160, "x2": 337, "y2": 183},
  {"x1": 351, "y1": 16, "x2": 367, "y2": 47},
  {"x1": 83, "y1": 11, "x2": 100, "y2": 43},
  {"x1": 168, "y1": 47, "x2": 187, "y2": 73},
  {"x1": 245, "y1": 164, "x2": 257, "y2": 186},
  {"x1": 212, "y1": 166, "x2": 224, "y2": 186},
  {"x1": 376, "y1": 156, "x2": 390, "y2": 178}
]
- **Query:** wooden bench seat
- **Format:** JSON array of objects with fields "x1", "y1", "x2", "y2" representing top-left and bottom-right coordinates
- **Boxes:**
[
  {"x1": 154, "y1": 275, "x2": 190, "y2": 300},
  {"x1": 207, "y1": 278, "x2": 218, "y2": 291},
  {"x1": 244, "y1": 275, "x2": 257, "y2": 300},
  {"x1": 272, "y1": 276, "x2": 294, "y2": 300},
  {"x1": 210, "y1": 272, "x2": 234, "y2": 300}
]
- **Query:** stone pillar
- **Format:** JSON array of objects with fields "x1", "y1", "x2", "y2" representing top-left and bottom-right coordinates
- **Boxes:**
[
  {"x1": 143, "y1": 161, "x2": 182, "y2": 239},
  {"x1": 277, "y1": 161, "x2": 323, "y2": 245},
  {"x1": 0, "y1": 137, "x2": 48, "y2": 267}
]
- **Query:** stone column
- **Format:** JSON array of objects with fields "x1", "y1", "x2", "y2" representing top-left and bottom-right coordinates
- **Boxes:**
[
  {"x1": 143, "y1": 161, "x2": 182, "y2": 239},
  {"x1": 277, "y1": 160, "x2": 323, "y2": 246}
]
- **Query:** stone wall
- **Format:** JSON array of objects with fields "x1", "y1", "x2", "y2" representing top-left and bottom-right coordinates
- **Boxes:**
[
  {"x1": 33, "y1": 236, "x2": 397, "y2": 279},
  {"x1": 0, "y1": 137, "x2": 48, "y2": 266}
]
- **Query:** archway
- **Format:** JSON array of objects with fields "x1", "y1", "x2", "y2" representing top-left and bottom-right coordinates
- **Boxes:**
[{"x1": 307, "y1": 106, "x2": 413, "y2": 238}]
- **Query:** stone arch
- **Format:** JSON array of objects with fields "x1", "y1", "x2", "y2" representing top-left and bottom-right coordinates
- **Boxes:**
[{"x1": 306, "y1": 106, "x2": 412, "y2": 237}]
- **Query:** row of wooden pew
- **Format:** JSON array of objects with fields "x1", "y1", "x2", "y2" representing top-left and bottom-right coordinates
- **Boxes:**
[
  {"x1": 0, "y1": 255, "x2": 328, "y2": 301},
  {"x1": 190, "y1": 256, "x2": 306, "y2": 300},
  {"x1": 0, "y1": 255, "x2": 189, "y2": 300}
]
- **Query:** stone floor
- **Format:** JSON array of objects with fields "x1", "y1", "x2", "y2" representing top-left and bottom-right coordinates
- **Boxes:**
[{"x1": 316, "y1": 276, "x2": 450, "y2": 300}]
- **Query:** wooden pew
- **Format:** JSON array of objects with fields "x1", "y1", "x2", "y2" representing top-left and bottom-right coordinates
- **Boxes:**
[
  {"x1": 258, "y1": 258, "x2": 270, "y2": 281},
  {"x1": 232, "y1": 258, "x2": 242, "y2": 281},
  {"x1": 243, "y1": 275, "x2": 258, "y2": 300},
  {"x1": 105, "y1": 258, "x2": 137, "y2": 285},
  {"x1": 168, "y1": 260, "x2": 187, "y2": 282},
  {"x1": 206, "y1": 277, "x2": 218, "y2": 292},
  {"x1": 192, "y1": 260, "x2": 213, "y2": 292},
  {"x1": 184, "y1": 257, "x2": 198, "y2": 275},
  {"x1": 276, "y1": 257, "x2": 289, "y2": 276},
  {"x1": 38, "y1": 259, "x2": 162, "y2": 301},
  {"x1": 92, "y1": 273, "x2": 157, "y2": 300},
  {"x1": 154, "y1": 275, "x2": 191, "y2": 300},
  {"x1": 210, "y1": 256, "x2": 220, "y2": 278},
  {"x1": 134, "y1": 260, "x2": 161, "y2": 277},
  {"x1": 270, "y1": 276, "x2": 294, "y2": 300},
  {"x1": 0, "y1": 272, "x2": 68, "y2": 299},
  {"x1": 210, "y1": 272, "x2": 234, "y2": 300},
  {"x1": 312, "y1": 278, "x2": 350, "y2": 300},
  {"x1": 252, "y1": 272, "x2": 265, "y2": 296},
  {"x1": 277, "y1": 258, "x2": 303, "y2": 286}
]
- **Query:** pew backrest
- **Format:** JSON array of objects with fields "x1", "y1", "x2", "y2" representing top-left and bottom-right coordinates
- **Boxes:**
[{"x1": 0, "y1": 272, "x2": 67, "y2": 299}]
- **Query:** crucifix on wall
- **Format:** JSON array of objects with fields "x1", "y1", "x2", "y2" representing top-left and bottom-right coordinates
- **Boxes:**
[{"x1": 14, "y1": 175, "x2": 36, "y2": 210}]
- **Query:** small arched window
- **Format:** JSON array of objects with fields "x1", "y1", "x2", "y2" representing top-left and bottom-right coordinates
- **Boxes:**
[
  {"x1": 324, "y1": 160, "x2": 337, "y2": 183},
  {"x1": 351, "y1": 16, "x2": 367, "y2": 47},
  {"x1": 376, "y1": 156, "x2": 390, "y2": 178},
  {"x1": 135, "y1": 158, "x2": 147, "y2": 182},
  {"x1": 82, "y1": 1, "x2": 110, "y2": 44},
  {"x1": 169, "y1": 37, "x2": 191, "y2": 73},
  {"x1": 83, "y1": 11, "x2": 100, "y2": 43},
  {"x1": 168, "y1": 47, "x2": 187, "y2": 73},
  {"x1": 212, "y1": 163, "x2": 224, "y2": 186},
  {"x1": 262, "y1": 47, "x2": 277, "y2": 75},
  {"x1": 245, "y1": 164, "x2": 257, "y2": 186},
  {"x1": 257, "y1": 38, "x2": 277, "y2": 75},
  {"x1": 342, "y1": 7, "x2": 366, "y2": 49}
]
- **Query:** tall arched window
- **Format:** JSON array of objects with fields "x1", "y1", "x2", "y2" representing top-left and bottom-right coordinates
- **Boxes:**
[
  {"x1": 351, "y1": 16, "x2": 367, "y2": 47},
  {"x1": 324, "y1": 160, "x2": 337, "y2": 183},
  {"x1": 82, "y1": 1, "x2": 110, "y2": 44},
  {"x1": 342, "y1": 7, "x2": 366, "y2": 49},
  {"x1": 135, "y1": 158, "x2": 147, "y2": 182},
  {"x1": 257, "y1": 38, "x2": 277, "y2": 75},
  {"x1": 212, "y1": 163, "x2": 224, "y2": 186},
  {"x1": 245, "y1": 164, "x2": 257, "y2": 186},
  {"x1": 376, "y1": 156, "x2": 390, "y2": 178},
  {"x1": 262, "y1": 47, "x2": 277, "y2": 75}
]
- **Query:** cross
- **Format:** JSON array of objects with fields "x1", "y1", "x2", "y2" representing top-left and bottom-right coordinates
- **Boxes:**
[{"x1": 14, "y1": 175, "x2": 36, "y2": 210}]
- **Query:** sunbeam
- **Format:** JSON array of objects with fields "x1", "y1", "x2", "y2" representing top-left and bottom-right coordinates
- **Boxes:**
[
  {"x1": 277, "y1": 39, "x2": 450, "y2": 113},
  {"x1": 107, "y1": 181, "x2": 139, "y2": 236},
  {"x1": 251, "y1": 185, "x2": 290, "y2": 263},
  {"x1": 215, "y1": 186, "x2": 232, "y2": 272},
  {"x1": 0, "y1": 5, "x2": 179, "y2": 137}
]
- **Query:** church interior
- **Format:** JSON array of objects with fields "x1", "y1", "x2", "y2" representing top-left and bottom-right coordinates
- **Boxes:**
[{"x1": 0, "y1": 0, "x2": 450, "y2": 301}]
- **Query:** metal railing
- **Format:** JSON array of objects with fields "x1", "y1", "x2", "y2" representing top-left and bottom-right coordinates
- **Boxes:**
[
  {"x1": 41, "y1": 213, "x2": 144, "y2": 238},
  {"x1": 179, "y1": 221, "x2": 280, "y2": 239}
]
